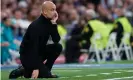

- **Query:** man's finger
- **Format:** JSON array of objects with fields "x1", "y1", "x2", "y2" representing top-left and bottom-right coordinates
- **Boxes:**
[
  {"x1": 31, "y1": 74, "x2": 37, "y2": 79},
  {"x1": 31, "y1": 76, "x2": 37, "y2": 79}
]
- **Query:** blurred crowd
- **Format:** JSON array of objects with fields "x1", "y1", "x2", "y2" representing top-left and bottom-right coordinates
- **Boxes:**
[{"x1": 1, "y1": 0, "x2": 133, "y2": 65}]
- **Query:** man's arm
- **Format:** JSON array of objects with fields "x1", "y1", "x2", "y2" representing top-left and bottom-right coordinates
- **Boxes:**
[
  {"x1": 50, "y1": 24, "x2": 60, "y2": 43},
  {"x1": 80, "y1": 24, "x2": 93, "y2": 49},
  {"x1": 29, "y1": 26, "x2": 41, "y2": 70},
  {"x1": 82, "y1": 24, "x2": 93, "y2": 41},
  {"x1": 111, "y1": 22, "x2": 123, "y2": 46},
  {"x1": 50, "y1": 11, "x2": 60, "y2": 43}
]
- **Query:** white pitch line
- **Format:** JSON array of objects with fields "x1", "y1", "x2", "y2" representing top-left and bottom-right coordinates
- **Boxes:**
[
  {"x1": 86, "y1": 74, "x2": 97, "y2": 76},
  {"x1": 125, "y1": 70, "x2": 133, "y2": 72},
  {"x1": 100, "y1": 73, "x2": 111, "y2": 75},
  {"x1": 104, "y1": 78, "x2": 122, "y2": 80},
  {"x1": 74, "y1": 75, "x2": 82, "y2": 77},
  {"x1": 104, "y1": 76, "x2": 133, "y2": 80},
  {"x1": 60, "y1": 77, "x2": 69, "y2": 78}
]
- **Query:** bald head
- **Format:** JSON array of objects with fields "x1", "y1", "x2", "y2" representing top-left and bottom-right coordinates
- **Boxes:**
[
  {"x1": 85, "y1": 9, "x2": 96, "y2": 20},
  {"x1": 41, "y1": 1, "x2": 57, "y2": 19},
  {"x1": 42, "y1": 1, "x2": 55, "y2": 12}
]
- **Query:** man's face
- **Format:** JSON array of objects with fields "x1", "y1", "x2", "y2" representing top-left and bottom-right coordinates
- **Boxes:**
[
  {"x1": 44, "y1": 4, "x2": 57, "y2": 19},
  {"x1": 5, "y1": 18, "x2": 12, "y2": 26},
  {"x1": 114, "y1": 8, "x2": 123, "y2": 17},
  {"x1": 15, "y1": 11, "x2": 22, "y2": 19}
]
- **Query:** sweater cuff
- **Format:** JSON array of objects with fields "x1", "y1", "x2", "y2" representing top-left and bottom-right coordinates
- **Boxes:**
[{"x1": 52, "y1": 24, "x2": 57, "y2": 27}]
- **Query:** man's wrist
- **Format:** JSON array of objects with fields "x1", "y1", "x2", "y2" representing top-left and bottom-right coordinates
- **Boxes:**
[
  {"x1": 51, "y1": 21, "x2": 57, "y2": 24},
  {"x1": 52, "y1": 22, "x2": 57, "y2": 24}
]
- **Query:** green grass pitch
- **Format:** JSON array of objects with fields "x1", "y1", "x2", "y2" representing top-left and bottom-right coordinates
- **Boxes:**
[{"x1": 1, "y1": 68, "x2": 133, "y2": 80}]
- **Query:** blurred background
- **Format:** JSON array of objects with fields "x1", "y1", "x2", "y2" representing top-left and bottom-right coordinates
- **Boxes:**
[{"x1": 1, "y1": 0, "x2": 133, "y2": 66}]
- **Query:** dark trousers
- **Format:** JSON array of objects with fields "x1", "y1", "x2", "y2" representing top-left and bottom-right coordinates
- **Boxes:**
[
  {"x1": 21, "y1": 43, "x2": 62, "y2": 78},
  {"x1": 65, "y1": 39, "x2": 81, "y2": 63}
]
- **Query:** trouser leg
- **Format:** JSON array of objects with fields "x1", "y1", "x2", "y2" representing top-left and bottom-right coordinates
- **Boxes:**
[
  {"x1": 21, "y1": 43, "x2": 62, "y2": 78},
  {"x1": 24, "y1": 63, "x2": 51, "y2": 78},
  {"x1": 44, "y1": 43, "x2": 62, "y2": 71}
]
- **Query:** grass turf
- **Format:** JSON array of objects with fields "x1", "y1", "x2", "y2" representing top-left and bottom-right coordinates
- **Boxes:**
[{"x1": 1, "y1": 68, "x2": 133, "y2": 80}]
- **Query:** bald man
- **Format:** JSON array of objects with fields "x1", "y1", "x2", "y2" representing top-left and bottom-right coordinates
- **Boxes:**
[{"x1": 9, "y1": 1, "x2": 62, "y2": 79}]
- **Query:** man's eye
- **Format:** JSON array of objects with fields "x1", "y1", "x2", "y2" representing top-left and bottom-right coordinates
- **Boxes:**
[{"x1": 51, "y1": 9, "x2": 55, "y2": 11}]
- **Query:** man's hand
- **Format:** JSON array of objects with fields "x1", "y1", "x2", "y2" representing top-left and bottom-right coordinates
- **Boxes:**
[
  {"x1": 51, "y1": 11, "x2": 58, "y2": 24},
  {"x1": 31, "y1": 69, "x2": 39, "y2": 79}
]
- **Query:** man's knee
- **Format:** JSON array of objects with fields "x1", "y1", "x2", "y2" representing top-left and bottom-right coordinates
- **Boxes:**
[
  {"x1": 54, "y1": 43, "x2": 62, "y2": 54},
  {"x1": 47, "y1": 43, "x2": 62, "y2": 55}
]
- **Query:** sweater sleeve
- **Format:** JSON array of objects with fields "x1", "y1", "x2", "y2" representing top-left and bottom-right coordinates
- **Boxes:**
[
  {"x1": 82, "y1": 24, "x2": 93, "y2": 41},
  {"x1": 29, "y1": 26, "x2": 41, "y2": 70},
  {"x1": 50, "y1": 24, "x2": 60, "y2": 43}
]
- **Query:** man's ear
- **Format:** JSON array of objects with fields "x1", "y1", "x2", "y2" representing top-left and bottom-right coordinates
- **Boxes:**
[
  {"x1": 42, "y1": 11, "x2": 46, "y2": 15},
  {"x1": 42, "y1": 9, "x2": 47, "y2": 15}
]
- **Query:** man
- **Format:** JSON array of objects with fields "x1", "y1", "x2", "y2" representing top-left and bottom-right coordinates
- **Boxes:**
[
  {"x1": 111, "y1": 8, "x2": 132, "y2": 60},
  {"x1": 81, "y1": 9, "x2": 109, "y2": 62},
  {"x1": 112, "y1": 8, "x2": 132, "y2": 47},
  {"x1": 9, "y1": 1, "x2": 62, "y2": 79},
  {"x1": 65, "y1": 16, "x2": 85, "y2": 63},
  {"x1": 1, "y1": 17, "x2": 19, "y2": 65}
]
